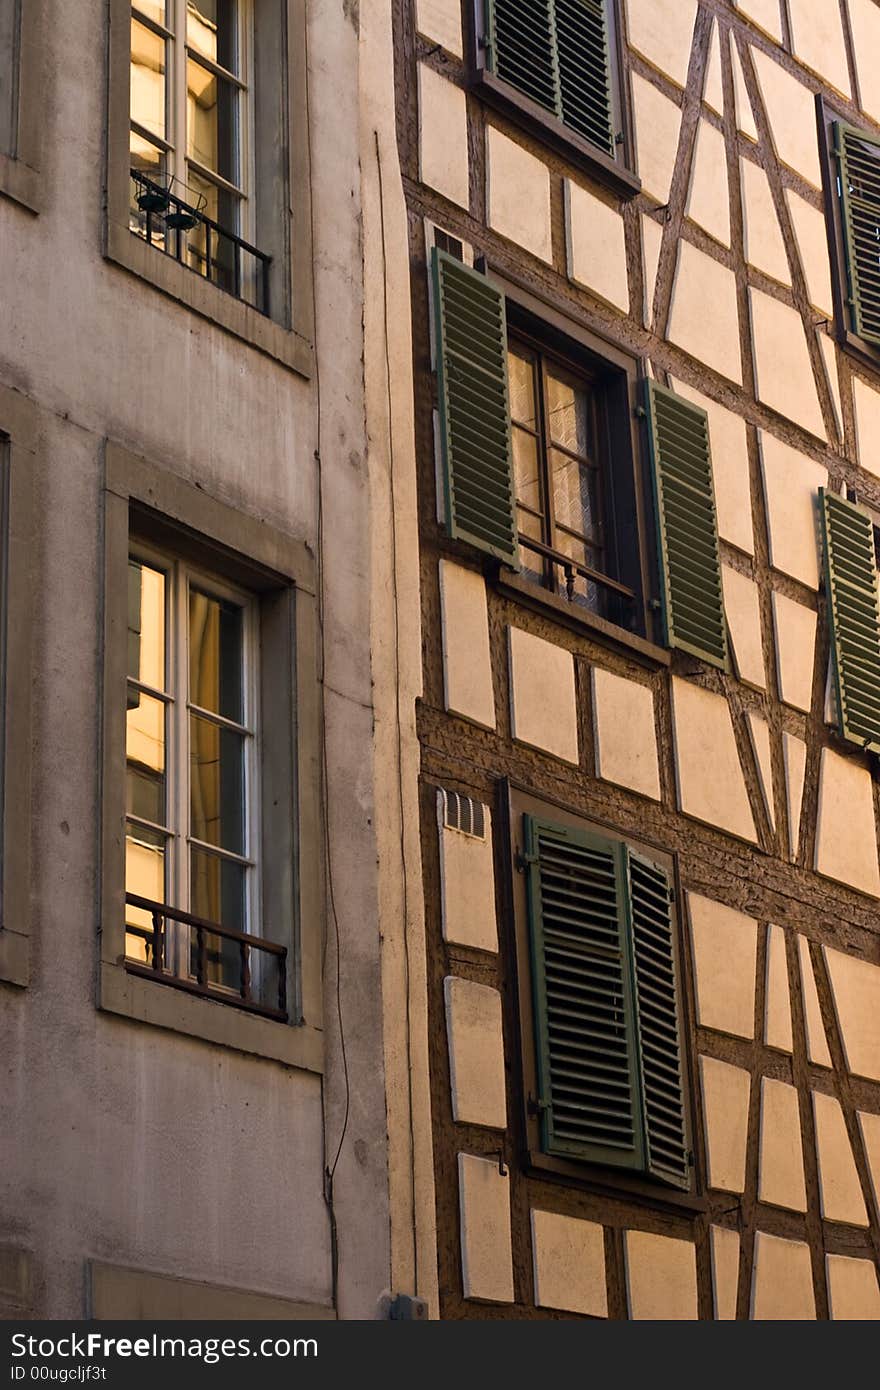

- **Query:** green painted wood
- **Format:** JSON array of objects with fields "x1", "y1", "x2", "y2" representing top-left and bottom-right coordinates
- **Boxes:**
[
  {"x1": 835, "y1": 121, "x2": 880, "y2": 348},
  {"x1": 820, "y1": 487, "x2": 880, "y2": 752}
]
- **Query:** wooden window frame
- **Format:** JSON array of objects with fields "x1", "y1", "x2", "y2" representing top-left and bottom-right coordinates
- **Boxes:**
[
  {"x1": 817, "y1": 94, "x2": 880, "y2": 372},
  {"x1": 0, "y1": 0, "x2": 44, "y2": 212}
]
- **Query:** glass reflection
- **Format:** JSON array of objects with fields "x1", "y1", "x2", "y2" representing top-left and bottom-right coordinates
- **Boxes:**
[
  {"x1": 130, "y1": 16, "x2": 166, "y2": 139},
  {"x1": 126, "y1": 692, "x2": 166, "y2": 824},
  {"x1": 133, "y1": 1, "x2": 166, "y2": 25},
  {"x1": 187, "y1": 0, "x2": 239, "y2": 73},
  {"x1": 190, "y1": 713, "x2": 245, "y2": 854},
  {"x1": 125, "y1": 824, "x2": 167, "y2": 960},
  {"x1": 189, "y1": 587, "x2": 243, "y2": 720},
  {"x1": 190, "y1": 847, "x2": 245, "y2": 987},
  {"x1": 186, "y1": 56, "x2": 238, "y2": 185},
  {"x1": 128, "y1": 559, "x2": 166, "y2": 689}
]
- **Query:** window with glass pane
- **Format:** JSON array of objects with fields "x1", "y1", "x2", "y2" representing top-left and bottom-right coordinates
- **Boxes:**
[
  {"x1": 125, "y1": 550, "x2": 258, "y2": 997},
  {"x1": 508, "y1": 339, "x2": 614, "y2": 615}
]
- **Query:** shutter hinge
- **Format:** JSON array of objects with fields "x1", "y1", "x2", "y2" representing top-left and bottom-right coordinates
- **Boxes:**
[
  {"x1": 633, "y1": 404, "x2": 647, "y2": 419},
  {"x1": 515, "y1": 849, "x2": 538, "y2": 873},
  {"x1": 687, "y1": 1149, "x2": 695, "y2": 1167},
  {"x1": 528, "y1": 1094, "x2": 551, "y2": 1115},
  {"x1": 615, "y1": 131, "x2": 624, "y2": 145}
]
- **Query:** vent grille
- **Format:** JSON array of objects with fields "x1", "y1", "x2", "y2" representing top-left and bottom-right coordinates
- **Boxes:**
[
  {"x1": 820, "y1": 487, "x2": 880, "y2": 752},
  {"x1": 836, "y1": 122, "x2": 880, "y2": 347},
  {"x1": 442, "y1": 790, "x2": 487, "y2": 840},
  {"x1": 644, "y1": 379, "x2": 728, "y2": 669}
]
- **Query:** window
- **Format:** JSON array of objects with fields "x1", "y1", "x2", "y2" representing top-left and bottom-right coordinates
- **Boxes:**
[
  {"x1": 107, "y1": 0, "x2": 312, "y2": 373},
  {"x1": 101, "y1": 443, "x2": 322, "y2": 1070},
  {"x1": 819, "y1": 487, "x2": 880, "y2": 753},
  {"x1": 508, "y1": 789, "x2": 692, "y2": 1193},
  {"x1": 469, "y1": 0, "x2": 638, "y2": 198},
  {"x1": 0, "y1": 0, "x2": 42, "y2": 210}
]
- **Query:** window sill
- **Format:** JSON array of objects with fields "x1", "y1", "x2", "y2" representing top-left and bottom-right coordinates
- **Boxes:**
[
  {"x1": 525, "y1": 1147, "x2": 706, "y2": 1215},
  {"x1": 105, "y1": 220, "x2": 313, "y2": 378},
  {"x1": 99, "y1": 960, "x2": 323, "y2": 1072},
  {"x1": 496, "y1": 569, "x2": 669, "y2": 668},
  {"x1": 471, "y1": 70, "x2": 641, "y2": 202},
  {"x1": 0, "y1": 153, "x2": 40, "y2": 214}
]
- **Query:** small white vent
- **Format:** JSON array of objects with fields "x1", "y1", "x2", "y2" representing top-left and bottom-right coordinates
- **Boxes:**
[{"x1": 442, "y1": 790, "x2": 486, "y2": 840}]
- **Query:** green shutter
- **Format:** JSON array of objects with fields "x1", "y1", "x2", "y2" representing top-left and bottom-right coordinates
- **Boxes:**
[
  {"x1": 644, "y1": 379, "x2": 728, "y2": 669},
  {"x1": 820, "y1": 488, "x2": 880, "y2": 752},
  {"x1": 626, "y1": 849, "x2": 689, "y2": 1189},
  {"x1": 835, "y1": 121, "x2": 880, "y2": 347},
  {"x1": 487, "y1": 0, "x2": 615, "y2": 158},
  {"x1": 432, "y1": 247, "x2": 518, "y2": 566}
]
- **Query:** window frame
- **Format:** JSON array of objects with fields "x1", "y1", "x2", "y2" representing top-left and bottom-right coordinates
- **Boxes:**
[
  {"x1": 0, "y1": 383, "x2": 36, "y2": 989},
  {"x1": 0, "y1": 0, "x2": 44, "y2": 212},
  {"x1": 101, "y1": 440, "x2": 322, "y2": 1071},
  {"x1": 106, "y1": 0, "x2": 314, "y2": 375},
  {"x1": 467, "y1": 0, "x2": 640, "y2": 200},
  {"x1": 817, "y1": 94, "x2": 880, "y2": 371},
  {"x1": 502, "y1": 780, "x2": 704, "y2": 1212}
]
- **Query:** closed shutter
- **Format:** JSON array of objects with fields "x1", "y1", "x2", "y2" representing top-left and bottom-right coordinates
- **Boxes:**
[
  {"x1": 835, "y1": 121, "x2": 880, "y2": 347},
  {"x1": 431, "y1": 247, "x2": 518, "y2": 565},
  {"x1": 487, "y1": 0, "x2": 616, "y2": 158},
  {"x1": 644, "y1": 379, "x2": 728, "y2": 669},
  {"x1": 820, "y1": 488, "x2": 880, "y2": 752}
]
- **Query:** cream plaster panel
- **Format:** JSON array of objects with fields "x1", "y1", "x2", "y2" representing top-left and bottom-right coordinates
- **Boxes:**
[
  {"x1": 703, "y1": 18, "x2": 724, "y2": 116},
  {"x1": 812, "y1": 1091, "x2": 869, "y2": 1227},
  {"x1": 530, "y1": 1210, "x2": 608, "y2": 1318},
  {"x1": 732, "y1": 38, "x2": 758, "y2": 141},
  {"x1": 415, "y1": 0, "x2": 463, "y2": 57},
  {"x1": 787, "y1": 0, "x2": 851, "y2": 97},
  {"x1": 439, "y1": 806, "x2": 499, "y2": 954},
  {"x1": 785, "y1": 191, "x2": 834, "y2": 320},
  {"x1": 689, "y1": 895, "x2": 758, "y2": 1040},
  {"x1": 632, "y1": 74, "x2": 681, "y2": 203},
  {"x1": 687, "y1": 121, "x2": 730, "y2": 246},
  {"x1": 710, "y1": 1226, "x2": 740, "y2": 1320},
  {"x1": 798, "y1": 935, "x2": 833, "y2": 1068},
  {"x1": 700, "y1": 1056, "x2": 751, "y2": 1193},
  {"x1": 751, "y1": 1233, "x2": 816, "y2": 1320},
  {"x1": 624, "y1": 0, "x2": 697, "y2": 88},
  {"x1": 509, "y1": 627, "x2": 579, "y2": 764},
  {"x1": 765, "y1": 924, "x2": 793, "y2": 1053},
  {"x1": 733, "y1": 0, "x2": 783, "y2": 41},
  {"x1": 669, "y1": 243, "x2": 743, "y2": 384},
  {"x1": 849, "y1": 0, "x2": 880, "y2": 124},
  {"x1": 750, "y1": 290, "x2": 825, "y2": 438},
  {"x1": 591, "y1": 666, "x2": 660, "y2": 800},
  {"x1": 747, "y1": 712, "x2": 775, "y2": 830},
  {"x1": 852, "y1": 376, "x2": 880, "y2": 479},
  {"x1": 642, "y1": 215, "x2": 663, "y2": 326},
  {"x1": 815, "y1": 749, "x2": 880, "y2": 898},
  {"x1": 458, "y1": 1154, "x2": 514, "y2": 1303},
  {"x1": 624, "y1": 1231, "x2": 698, "y2": 1320},
  {"x1": 671, "y1": 678, "x2": 757, "y2": 841},
  {"x1": 565, "y1": 181, "x2": 629, "y2": 312},
  {"x1": 858, "y1": 1111, "x2": 880, "y2": 1218},
  {"x1": 444, "y1": 978, "x2": 507, "y2": 1130},
  {"x1": 783, "y1": 733, "x2": 806, "y2": 862},
  {"x1": 824, "y1": 947, "x2": 880, "y2": 1082},
  {"x1": 818, "y1": 332, "x2": 843, "y2": 441},
  {"x1": 759, "y1": 434, "x2": 825, "y2": 589},
  {"x1": 419, "y1": 66, "x2": 469, "y2": 210},
  {"x1": 750, "y1": 47, "x2": 822, "y2": 189},
  {"x1": 772, "y1": 593, "x2": 816, "y2": 713},
  {"x1": 671, "y1": 379, "x2": 753, "y2": 554},
  {"x1": 741, "y1": 158, "x2": 789, "y2": 284},
  {"x1": 486, "y1": 127, "x2": 552, "y2": 263},
  {"x1": 723, "y1": 568, "x2": 765, "y2": 688},
  {"x1": 758, "y1": 1077, "x2": 807, "y2": 1212},
  {"x1": 439, "y1": 560, "x2": 495, "y2": 728},
  {"x1": 826, "y1": 1254, "x2": 880, "y2": 1320}
]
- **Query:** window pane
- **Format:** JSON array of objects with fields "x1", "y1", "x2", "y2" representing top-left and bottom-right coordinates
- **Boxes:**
[
  {"x1": 190, "y1": 848, "x2": 246, "y2": 988},
  {"x1": 189, "y1": 587, "x2": 243, "y2": 721},
  {"x1": 125, "y1": 823, "x2": 167, "y2": 958},
  {"x1": 130, "y1": 129, "x2": 165, "y2": 177},
  {"x1": 0, "y1": 0, "x2": 18, "y2": 155},
  {"x1": 513, "y1": 427, "x2": 541, "y2": 514},
  {"x1": 128, "y1": 559, "x2": 166, "y2": 689},
  {"x1": 508, "y1": 347, "x2": 536, "y2": 428},
  {"x1": 553, "y1": 530, "x2": 604, "y2": 614},
  {"x1": 187, "y1": 57, "x2": 239, "y2": 186},
  {"x1": 184, "y1": 168, "x2": 241, "y2": 289},
  {"x1": 517, "y1": 507, "x2": 544, "y2": 584},
  {"x1": 126, "y1": 690, "x2": 167, "y2": 825},
  {"x1": 130, "y1": 16, "x2": 166, "y2": 140},
  {"x1": 546, "y1": 365, "x2": 594, "y2": 456},
  {"x1": 190, "y1": 713, "x2": 245, "y2": 854},
  {"x1": 187, "y1": 0, "x2": 239, "y2": 75},
  {"x1": 132, "y1": 2, "x2": 166, "y2": 26},
  {"x1": 551, "y1": 450, "x2": 603, "y2": 546}
]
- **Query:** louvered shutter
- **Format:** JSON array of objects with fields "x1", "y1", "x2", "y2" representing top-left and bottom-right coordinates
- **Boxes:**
[
  {"x1": 644, "y1": 379, "x2": 728, "y2": 669},
  {"x1": 835, "y1": 122, "x2": 880, "y2": 347},
  {"x1": 432, "y1": 248, "x2": 518, "y2": 565},
  {"x1": 820, "y1": 488, "x2": 880, "y2": 752},
  {"x1": 487, "y1": 0, "x2": 616, "y2": 158},
  {"x1": 626, "y1": 849, "x2": 689, "y2": 1189}
]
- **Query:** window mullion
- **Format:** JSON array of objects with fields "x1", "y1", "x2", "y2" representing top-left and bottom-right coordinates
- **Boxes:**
[
  {"x1": 537, "y1": 355, "x2": 557, "y2": 590},
  {"x1": 175, "y1": 559, "x2": 190, "y2": 942},
  {"x1": 171, "y1": 0, "x2": 187, "y2": 192}
]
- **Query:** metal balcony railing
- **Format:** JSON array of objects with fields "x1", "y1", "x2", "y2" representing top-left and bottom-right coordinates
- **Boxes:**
[{"x1": 518, "y1": 532, "x2": 636, "y2": 605}]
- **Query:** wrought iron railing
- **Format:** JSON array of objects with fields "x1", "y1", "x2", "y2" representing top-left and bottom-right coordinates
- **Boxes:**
[
  {"x1": 125, "y1": 893, "x2": 288, "y2": 1022},
  {"x1": 129, "y1": 169, "x2": 272, "y2": 317},
  {"x1": 519, "y1": 533, "x2": 636, "y2": 606}
]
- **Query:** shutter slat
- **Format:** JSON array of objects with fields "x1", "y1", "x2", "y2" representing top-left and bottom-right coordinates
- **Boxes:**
[
  {"x1": 821, "y1": 488, "x2": 880, "y2": 751},
  {"x1": 433, "y1": 249, "x2": 518, "y2": 564},
  {"x1": 836, "y1": 121, "x2": 880, "y2": 346},
  {"x1": 644, "y1": 379, "x2": 728, "y2": 668}
]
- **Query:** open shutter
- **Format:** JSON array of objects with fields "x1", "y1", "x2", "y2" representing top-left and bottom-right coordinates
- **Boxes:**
[
  {"x1": 626, "y1": 849, "x2": 690, "y2": 1189},
  {"x1": 820, "y1": 488, "x2": 880, "y2": 752},
  {"x1": 644, "y1": 379, "x2": 728, "y2": 669},
  {"x1": 524, "y1": 816, "x2": 644, "y2": 1172},
  {"x1": 432, "y1": 247, "x2": 518, "y2": 565},
  {"x1": 835, "y1": 121, "x2": 880, "y2": 347},
  {"x1": 487, "y1": 0, "x2": 615, "y2": 157}
]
